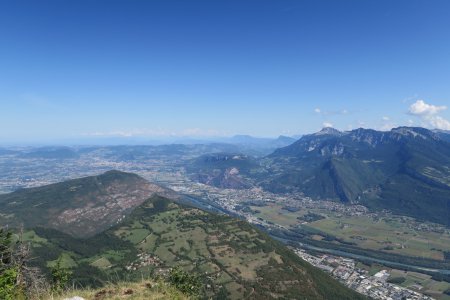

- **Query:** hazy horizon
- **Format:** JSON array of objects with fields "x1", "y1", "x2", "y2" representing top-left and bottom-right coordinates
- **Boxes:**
[{"x1": 1, "y1": 125, "x2": 448, "y2": 147}]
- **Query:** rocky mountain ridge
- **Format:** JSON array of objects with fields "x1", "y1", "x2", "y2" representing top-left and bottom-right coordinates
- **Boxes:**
[{"x1": 188, "y1": 127, "x2": 450, "y2": 225}]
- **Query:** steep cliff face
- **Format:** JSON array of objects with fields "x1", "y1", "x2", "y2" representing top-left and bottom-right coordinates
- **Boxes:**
[{"x1": 187, "y1": 153, "x2": 262, "y2": 189}]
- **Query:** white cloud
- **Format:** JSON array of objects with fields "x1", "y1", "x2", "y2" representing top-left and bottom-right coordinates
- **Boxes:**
[
  {"x1": 382, "y1": 116, "x2": 390, "y2": 121},
  {"x1": 314, "y1": 108, "x2": 350, "y2": 116},
  {"x1": 428, "y1": 115, "x2": 450, "y2": 130},
  {"x1": 408, "y1": 99, "x2": 450, "y2": 130},
  {"x1": 408, "y1": 100, "x2": 446, "y2": 116},
  {"x1": 322, "y1": 122, "x2": 333, "y2": 128}
]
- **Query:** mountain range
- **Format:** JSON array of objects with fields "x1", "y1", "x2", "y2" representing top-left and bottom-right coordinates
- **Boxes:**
[
  {"x1": 188, "y1": 127, "x2": 450, "y2": 226},
  {"x1": 1, "y1": 134, "x2": 297, "y2": 158}
]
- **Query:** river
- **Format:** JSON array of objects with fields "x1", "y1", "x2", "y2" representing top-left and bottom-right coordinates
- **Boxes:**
[{"x1": 273, "y1": 236, "x2": 450, "y2": 275}]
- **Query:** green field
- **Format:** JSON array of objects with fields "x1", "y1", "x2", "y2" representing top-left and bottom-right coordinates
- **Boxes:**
[
  {"x1": 391, "y1": 268, "x2": 450, "y2": 299},
  {"x1": 308, "y1": 215, "x2": 450, "y2": 260},
  {"x1": 90, "y1": 257, "x2": 112, "y2": 269},
  {"x1": 251, "y1": 203, "x2": 304, "y2": 227},
  {"x1": 248, "y1": 202, "x2": 450, "y2": 261},
  {"x1": 47, "y1": 252, "x2": 78, "y2": 269}
]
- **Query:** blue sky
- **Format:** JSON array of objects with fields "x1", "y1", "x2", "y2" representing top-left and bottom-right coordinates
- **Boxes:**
[{"x1": 1, "y1": 0, "x2": 450, "y2": 143}]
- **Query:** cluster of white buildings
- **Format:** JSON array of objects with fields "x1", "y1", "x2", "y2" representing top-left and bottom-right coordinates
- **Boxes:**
[{"x1": 294, "y1": 249, "x2": 434, "y2": 300}]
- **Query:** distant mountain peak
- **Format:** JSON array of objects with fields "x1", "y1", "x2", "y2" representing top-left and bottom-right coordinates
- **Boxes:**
[
  {"x1": 231, "y1": 134, "x2": 253, "y2": 139},
  {"x1": 313, "y1": 127, "x2": 343, "y2": 136},
  {"x1": 390, "y1": 126, "x2": 439, "y2": 140},
  {"x1": 274, "y1": 135, "x2": 296, "y2": 144},
  {"x1": 276, "y1": 135, "x2": 293, "y2": 140}
]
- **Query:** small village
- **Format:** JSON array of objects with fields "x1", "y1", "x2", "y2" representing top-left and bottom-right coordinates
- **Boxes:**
[{"x1": 125, "y1": 253, "x2": 163, "y2": 271}]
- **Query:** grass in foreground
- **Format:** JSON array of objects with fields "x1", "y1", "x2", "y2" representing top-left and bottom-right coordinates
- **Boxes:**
[{"x1": 40, "y1": 280, "x2": 188, "y2": 300}]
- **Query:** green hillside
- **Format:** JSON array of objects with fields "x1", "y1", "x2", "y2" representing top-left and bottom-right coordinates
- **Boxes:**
[
  {"x1": 0, "y1": 170, "x2": 175, "y2": 237},
  {"x1": 25, "y1": 195, "x2": 365, "y2": 300}
]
